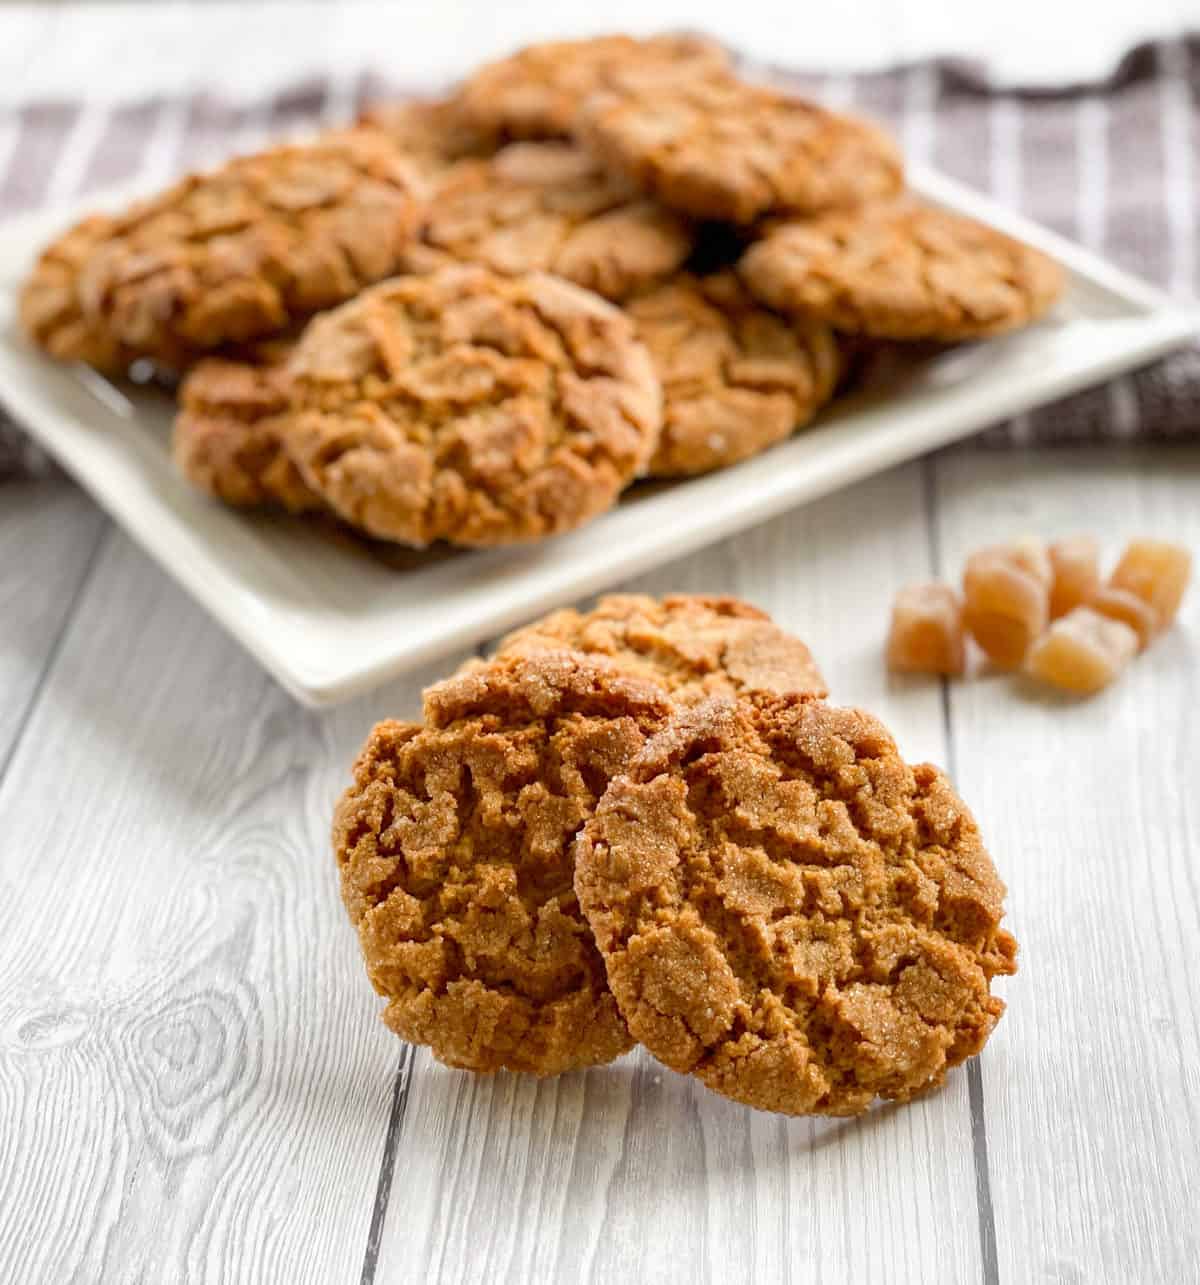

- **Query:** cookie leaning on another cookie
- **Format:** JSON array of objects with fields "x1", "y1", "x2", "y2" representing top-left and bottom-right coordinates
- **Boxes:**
[
  {"x1": 578, "y1": 72, "x2": 903, "y2": 225},
  {"x1": 403, "y1": 142, "x2": 694, "y2": 302},
  {"x1": 283, "y1": 265, "x2": 663, "y2": 548},
  {"x1": 334, "y1": 649, "x2": 675, "y2": 1075},
  {"x1": 495, "y1": 592, "x2": 828, "y2": 700},
  {"x1": 20, "y1": 128, "x2": 427, "y2": 374},
  {"x1": 625, "y1": 271, "x2": 841, "y2": 476},
  {"x1": 453, "y1": 33, "x2": 730, "y2": 141},
  {"x1": 575, "y1": 694, "x2": 1017, "y2": 1116},
  {"x1": 738, "y1": 198, "x2": 1065, "y2": 341}
]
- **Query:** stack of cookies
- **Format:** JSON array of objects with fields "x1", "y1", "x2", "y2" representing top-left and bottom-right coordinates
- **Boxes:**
[
  {"x1": 20, "y1": 33, "x2": 1065, "y2": 551},
  {"x1": 334, "y1": 593, "x2": 1017, "y2": 1116}
]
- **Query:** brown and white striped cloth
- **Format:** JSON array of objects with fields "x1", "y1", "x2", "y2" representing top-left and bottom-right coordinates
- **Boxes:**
[{"x1": 2, "y1": 38, "x2": 1199, "y2": 480}]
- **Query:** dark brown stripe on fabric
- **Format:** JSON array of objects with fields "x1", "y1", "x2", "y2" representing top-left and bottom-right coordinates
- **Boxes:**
[
  {"x1": 80, "y1": 99, "x2": 161, "y2": 189},
  {"x1": 1017, "y1": 96, "x2": 1080, "y2": 240},
  {"x1": 931, "y1": 75, "x2": 993, "y2": 194},
  {"x1": 176, "y1": 91, "x2": 246, "y2": 170},
  {"x1": 0, "y1": 102, "x2": 81, "y2": 212},
  {"x1": 1106, "y1": 54, "x2": 1170, "y2": 285},
  {"x1": 268, "y1": 77, "x2": 330, "y2": 132}
]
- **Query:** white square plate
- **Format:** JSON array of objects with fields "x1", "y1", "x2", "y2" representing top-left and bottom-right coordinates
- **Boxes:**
[{"x1": 0, "y1": 166, "x2": 1195, "y2": 706}]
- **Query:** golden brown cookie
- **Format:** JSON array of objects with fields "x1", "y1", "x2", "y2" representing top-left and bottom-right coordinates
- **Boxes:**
[
  {"x1": 21, "y1": 129, "x2": 426, "y2": 372},
  {"x1": 19, "y1": 214, "x2": 139, "y2": 374},
  {"x1": 358, "y1": 97, "x2": 494, "y2": 175},
  {"x1": 283, "y1": 265, "x2": 663, "y2": 547},
  {"x1": 404, "y1": 142, "x2": 693, "y2": 301},
  {"x1": 625, "y1": 271, "x2": 840, "y2": 475},
  {"x1": 454, "y1": 33, "x2": 729, "y2": 141},
  {"x1": 576, "y1": 695, "x2": 1017, "y2": 1115},
  {"x1": 333, "y1": 649, "x2": 675, "y2": 1075},
  {"x1": 579, "y1": 73, "x2": 903, "y2": 225},
  {"x1": 496, "y1": 593, "x2": 828, "y2": 699},
  {"x1": 738, "y1": 199, "x2": 1065, "y2": 340},
  {"x1": 173, "y1": 345, "x2": 320, "y2": 513}
]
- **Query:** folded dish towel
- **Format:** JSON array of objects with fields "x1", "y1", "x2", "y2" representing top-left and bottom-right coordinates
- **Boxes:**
[{"x1": 1, "y1": 37, "x2": 1197, "y2": 480}]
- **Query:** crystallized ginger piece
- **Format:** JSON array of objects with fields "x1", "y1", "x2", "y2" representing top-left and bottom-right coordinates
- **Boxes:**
[
  {"x1": 1087, "y1": 585, "x2": 1158, "y2": 651},
  {"x1": 1025, "y1": 606, "x2": 1138, "y2": 695},
  {"x1": 1110, "y1": 539, "x2": 1192, "y2": 634},
  {"x1": 962, "y1": 547, "x2": 1050, "y2": 669},
  {"x1": 1048, "y1": 535, "x2": 1101, "y2": 619},
  {"x1": 886, "y1": 583, "x2": 966, "y2": 675},
  {"x1": 1008, "y1": 535, "x2": 1053, "y2": 589}
]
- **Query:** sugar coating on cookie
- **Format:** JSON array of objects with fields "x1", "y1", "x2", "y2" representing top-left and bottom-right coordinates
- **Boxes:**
[
  {"x1": 739, "y1": 199, "x2": 1064, "y2": 340},
  {"x1": 579, "y1": 73, "x2": 903, "y2": 225},
  {"x1": 333, "y1": 650, "x2": 676, "y2": 1075},
  {"x1": 576, "y1": 696, "x2": 1017, "y2": 1115},
  {"x1": 358, "y1": 97, "x2": 495, "y2": 175},
  {"x1": 174, "y1": 345, "x2": 321, "y2": 513},
  {"x1": 496, "y1": 592, "x2": 828, "y2": 699},
  {"x1": 626, "y1": 271, "x2": 840, "y2": 476},
  {"x1": 283, "y1": 265, "x2": 663, "y2": 547},
  {"x1": 405, "y1": 142, "x2": 694, "y2": 301},
  {"x1": 22, "y1": 129, "x2": 426, "y2": 371},
  {"x1": 454, "y1": 33, "x2": 730, "y2": 141}
]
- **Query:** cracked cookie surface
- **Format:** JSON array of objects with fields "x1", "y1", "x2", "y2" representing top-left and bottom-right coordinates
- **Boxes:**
[
  {"x1": 19, "y1": 214, "x2": 140, "y2": 374},
  {"x1": 454, "y1": 33, "x2": 729, "y2": 141},
  {"x1": 738, "y1": 199, "x2": 1065, "y2": 340},
  {"x1": 283, "y1": 264, "x2": 662, "y2": 547},
  {"x1": 173, "y1": 343, "x2": 320, "y2": 513},
  {"x1": 626, "y1": 271, "x2": 841, "y2": 475},
  {"x1": 576, "y1": 695, "x2": 1017, "y2": 1115},
  {"x1": 21, "y1": 128, "x2": 426, "y2": 371},
  {"x1": 496, "y1": 593, "x2": 827, "y2": 700},
  {"x1": 333, "y1": 649, "x2": 674, "y2": 1075},
  {"x1": 404, "y1": 142, "x2": 693, "y2": 301},
  {"x1": 579, "y1": 73, "x2": 902, "y2": 224}
]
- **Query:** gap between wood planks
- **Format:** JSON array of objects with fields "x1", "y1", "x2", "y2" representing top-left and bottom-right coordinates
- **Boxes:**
[{"x1": 921, "y1": 452, "x2": 1000, "y2": 1285}]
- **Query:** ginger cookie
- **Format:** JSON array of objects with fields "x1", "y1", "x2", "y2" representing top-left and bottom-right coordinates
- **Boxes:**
[
  {"x1": 579, "y1": 73, "x2": 902, "y2": 225},
  {"x1": 576, "y1": 695, "x2": 1017, "y2": 1115},
  {"x1": 625, "y1": 271, "x2": 840, "y2": 476},
  {"x1": 496, "y1": 593, "x2": 828, "y2": 700},
  {"x1": 21, "y1": 129, "x2": 426, "y2": 372},
  {"x1": 283, "y1": 265, "x2": 663, "y2": 547},
  {"x1": 173, "y1": 344, "x2": 320, "y2": 513},
  {"x1": 454, "y1": 33, "x2": 729, "y2": 141},
  {"x1": 19, "y1": 214, "x2": 139, "y2": 374},
  {"x1": 404, "y1": 142, "x2": 693, "y2": 301},
  {"x1": 358, "y1": 97, "x2": 494, "y2": 175},
  {"x1": 333, "y1": 649, "x2": 675, "y2": 1075},
  {"x1": 738, "y1": 199, "x2": 1065, "y2": 340}
]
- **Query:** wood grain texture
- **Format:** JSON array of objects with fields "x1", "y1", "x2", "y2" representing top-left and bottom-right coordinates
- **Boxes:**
[
  {"x1": 0, "y1": 479, "x2": 105, "y2": 767},
  {"x1": 931, "y1": 446, "x2": 1200, "y2": 1284},
  {"x1": 0, "y1": 522, "x2": 470, "y2": 1284},
  {"x1": 371, "y1": 462, "x2": 987, "y2": 1285}
]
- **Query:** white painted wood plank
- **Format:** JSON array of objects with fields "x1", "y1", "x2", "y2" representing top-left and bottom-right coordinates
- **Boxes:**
[
  {"x1": 932, "y1": 445, "x2": 1200, "y2": 1284},
  {"x1": 0, "y1": 478, "x2": 104, "y2": 761},
  {"x1": 0, "y1": 522, "x2": 473, "y2": 1284},
  {"x1": 373, "y1": 462, "x2": 987, "y2": 1285}
]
